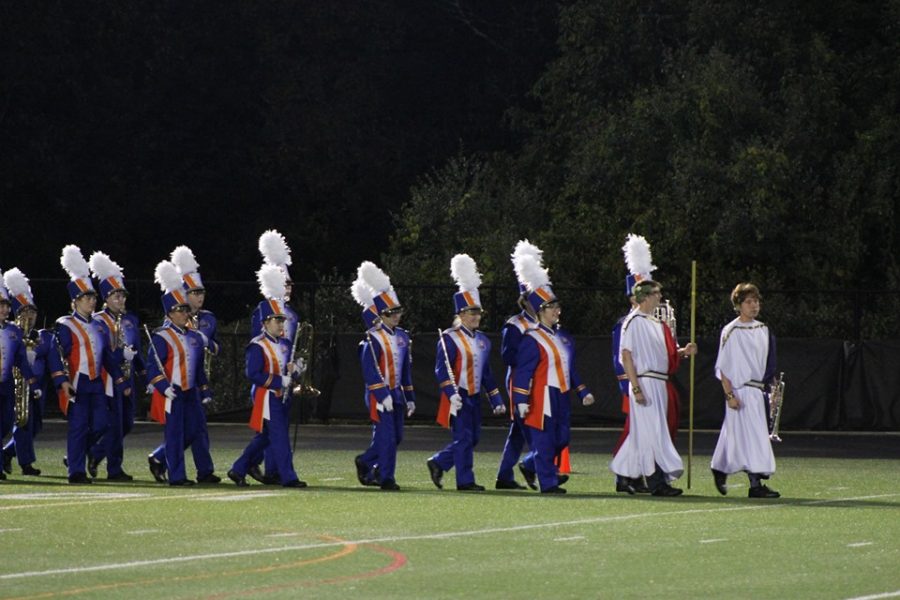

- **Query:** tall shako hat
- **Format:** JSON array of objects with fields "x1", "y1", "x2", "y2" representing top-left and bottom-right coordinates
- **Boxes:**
[
  {"x1": 256, "y1": 263, "x2": 287, "y2": 322},
  {"x1": 3, "y1": 268, "x2": 36, "y2": 314},
  {"x1": 61, "y1": 245, "x2": 97, "y2": 300},
  {"x1": 451, "y1": 254, "x2": 482, "y2": 313},
  {"x1": 358, "y1": 261, "x2": 401, "y2": 315},
  {"x1": 622, "y1": 233, "x2": 656, "y2": 297},
  {"x1": 0, "y1": 269, "x2": 9, "y2": 306},
  {"x1": 258, "y1": 230, "x2": 293, "y2": 283},
  {"x1": 515, "y1": 253, "x2": 556, "y2": 313},
  {"x1": 88, "y1": 251, "x2": 127, "y2": 300},
  {"x1": 155, "y1": 260, "x2": 190, "y2": 314},
  {"x1": 350, "y1": 269, "x2": 379, "y2": 329},
  {"x1": 512, "y1": 240, "x2": 543, "y2": 296},
  {"x1": 171, "y1": 246, "x2": 204, "y2": 292}
]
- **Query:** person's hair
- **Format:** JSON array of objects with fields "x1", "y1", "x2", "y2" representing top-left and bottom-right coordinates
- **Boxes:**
[
  {"x1": 633, "y1": 280, "x2": 660, "y2": 304},
  {"x1": 731, "y1": 283, "x2": 761, "y2": 310}
]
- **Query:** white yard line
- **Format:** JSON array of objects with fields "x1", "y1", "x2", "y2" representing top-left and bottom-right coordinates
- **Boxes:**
[
  {"x1": 844, "y1": 591, "x2": 900, "y2": 600},
  {"x1": 846, "y1": 542, "x2": 874, "y2": 548},
  {"x1": 1, "y1": 492, "x2": 897, "y2": 581},
  {"x1": 699, "y1": 538, "x2": 728, "y2": 544}
]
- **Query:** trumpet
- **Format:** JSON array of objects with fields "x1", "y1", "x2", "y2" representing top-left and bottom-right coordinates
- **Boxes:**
[
  {"x1": 291, "y1": 321, "x2": 320, "y2": 398},
  {"x1": 13, "y1": 315, "x2": 36, "y2": 427},
  {"x1": 769, "y1": 372, "x2": 786, "y2": 442},
  {"x1": 655, "y1": 298, "x2": 677, "y2": 337}
]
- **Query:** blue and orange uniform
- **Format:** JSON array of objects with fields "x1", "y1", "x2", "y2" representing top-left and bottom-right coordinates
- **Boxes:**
[{"x1": 495, "y1": 310, "x2": 537, "y2": 486}]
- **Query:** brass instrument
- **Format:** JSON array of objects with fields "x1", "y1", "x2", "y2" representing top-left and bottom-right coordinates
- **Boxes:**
[
  {"x1": 291, "y1": 321, "x2": 320, "y2": 398},
  {"x1": 13, "y1": 315, "x2": 36, "y2": 427},
  {"x1": 655, "y1": 299, "x2": 677, "y2": 337},
  {"x1": 769, "y1": 372, "x2": 785, "y2": 442},
  {"x1": 113, "y1": 312, "x2": 132, "y2": 379}
]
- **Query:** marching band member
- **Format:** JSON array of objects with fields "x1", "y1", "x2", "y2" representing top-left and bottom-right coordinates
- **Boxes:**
[
  {"x1": 148, "y1": 246, "x2": 220, "y2": 484},
  {"x1": 146, "y1": 260, "x2": 213, "y2": 486},
  {"x1": 511, "y1": 254, "x2": 594, "y2": 494},
  {"x1": 710, "y1": 283, "x2": 780, "y2": 498},
  {"x1": 427, "y1": 254, "x2": 505, "y2": 492},
  {"x1": 48, "y1": 246, "x2": 129, "y2": 484},
  {"x1": 609, "y1": 279, "x2": 696, "y2": 496},
  {"x1": 494, "y1": 241, "x2": 541, "y2": 490},
  {"x1": 248, "y1": 230, "x2": 301, "y2": 485},
  {"x1": 352, "y1": 262, "x2": 415, "y2": 491},
  {"x1": 87, "y1": 251, "x2": 145, "y2": 481},
  {"x1": 2, "y1": 268, "x2": 51, "y2": 477},
  {"x1": 228, "y1": 264, "x2": 306, "y2": 488}
]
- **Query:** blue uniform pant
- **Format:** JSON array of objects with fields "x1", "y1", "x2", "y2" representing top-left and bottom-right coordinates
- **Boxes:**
[
  {"x1": 232, "y1": 396, "x2": 298, "y2": 485},
  {"x1": 359, "y1": 391, "x2": 404, "y2": 484},
  {"x1": 90, "y1": 390, "x2": 133, "y2": 476},
  {"x1": 522, "y1": 392, "x2": 565, "y2": 491},
  {"x1": 0, "y1": 391, "x2": 15, "y2": 454},
  {"x1": 151, "y1": 390, "x2": 215, "y2": 478},
  {"x1": 65, "y1": 382, "x2": 109, "y2": 477},
  {"x1": 251, "y1": 394, "x2": 292, "y2": 479},
  {"x1": 430, "y1": 396, "x2": 481, "y2": 487},
  {"x1": 3, "y1": 394, "x2": 44, "y2": 467},
  {"x1": 496, "y1": 412, "x2": 532, "y2": 482}
]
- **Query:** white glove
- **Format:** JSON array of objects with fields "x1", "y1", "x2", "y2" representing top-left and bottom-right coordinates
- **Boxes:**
[
  {"x1": 406, "y1": 401, "x2": 416, "y2": 417},
  {"x1": 123, "y1": 346, "x2": 137, "y2": 361},
  {"x1": 382, "y1": 396, "x2": 394, "y2": 412},
  {"x1": 26, "y1": 349, "x2": 37, "y2": 366},
  {"x1": 449, "y1": 393, "x2": 463, "y2": 411},
  {"x1": 516, "y1": 403, "x2": 529, "y2": 419},
  {"x1": 164, "y1": 387, "x2": 177, "y2": 401},
  {"x1": 32, "y1": 388, "x2": 42, "y2": 400},
  {"x1": 201, "y1": 395, "x2": 212, "y2": 405},
  {"x1": 281, "y1": 375, "x2": 292, "y2": 388},
  {"x1": 582, "y1": 393, "x2": 595, "y2": 407},
  {"x1": 146, "y1": 384, "x2": 155, "y2": 395},
  {"x1": 293, "y1": 358, "x2": 307, "y2": 375},
  {"x1": 493, "y1": 404, "x2": 507, "y2": 416}
]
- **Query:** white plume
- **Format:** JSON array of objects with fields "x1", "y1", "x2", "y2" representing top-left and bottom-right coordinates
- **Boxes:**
[
  {"x1": 450, "y1": 254, "x2": 481, "y2": 292},
  {"x1": 514, "y1": 253, "x2": 551, "y2": 292},
  {"x1": 622, "y1": 234, "x2": 656, "y2": 276},
  {"x1": 258, "y1": 230, "x2": 292, "y2": 267},
  {"x1": 358, "y1": 261, "x2": 391, "y2": 293},
  {"x1": 154, "y1": 260, "x2": 183, "y2": 294},
  {"x1": 257, "y1": 263, "x2": 286, "y2": 300},
  {"x1": 511, "y1": 239, "x2": 543, "y2": 263},
  {"x1": 88, "y1": 251, "x2": 124, "y2": 280},
  {"x1": 3, "y1": 268, "x2": 32, "y2": 297},
  {"x1": 170, "y1": 245, "x2": 200, "y2": 274},
  {"x1": 60, "y1": 245, "x2": 91, "y2": 280},
  {"x1": 350, "y1": 276, "x2": 376, "y2": 308}
]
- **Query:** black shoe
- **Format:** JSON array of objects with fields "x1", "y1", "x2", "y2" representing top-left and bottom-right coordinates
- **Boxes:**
[
  {"x1": 354, "y1": 455, "x2": 369, "y2": 486},
  {"x1": 169, "y1": 479, "x2": 196, "y2": 487},
  {"x1": 248, "y1": 464, "x2": 267, "y2": 484},
  {"x1": 283, "y1": 479, "x2": 308, "y2": 488},
  {"x1": 148, "y1": 456, "x2": 167, "y2": 483},
  {"x1": 518, "y1": 462, "x2": 537, "y2": 490},
  {"x1": 557, "y1": 474, "x2": 569, "y2": 485},
  {"x1": 632, "y1": 477, "x2": 651, "y2": 494},
  {"x1": 712, "y1": 469, "x2": 728, "y2": 496},
  {"x1": 748, "y1": 485, "x2": 780, "y2": 498},
  {"x1": 68, "y1": 473, "x2": 93, "y2": 485},
  {"x1": 227, "y1": 470, "x2": 249, "y2": 487},
  {"x1": 107, "y1": 471, "x2": 133, "y2": 481},
  {"x1": 0, "y1": 471, "x2": 6, "y2": 480},
  {"x1": 616, "y1": 480, "x2": 637, "y2": 495},
  {"x1": 541, "y1": 486, "x2": 567, "y2": 494},
  {"x1": 380, "y1": 480, "x2": 400, "y2": 491},
  {"x1": 457, "y1": 482, "x2": 485, "y2": 491},
  {"x1": 652, "y1": 484, "x2": 684, "y2": 497},
  {"x1": 2, "y1": 452, "x2": 12, "y2": 474},
  {"x1": 87, "y1": 455, "x2": 102, "y2": 479},
  {"x1": 426, "y1": 459, "x2": 444, "y2": 489},
  {"x1": 197, "y1": 473, "x2": 222, "y2": 484},
  {"x1": 495, "y1": 479, "x2": 526, "y2": 490}
]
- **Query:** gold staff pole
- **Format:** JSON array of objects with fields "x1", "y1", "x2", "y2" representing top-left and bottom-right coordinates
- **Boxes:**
[{"x1": 687, "y1": 260, "x2": 697, "y2": 489}]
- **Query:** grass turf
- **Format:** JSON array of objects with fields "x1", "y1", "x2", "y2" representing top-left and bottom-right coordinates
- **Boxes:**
[{"x1": 0, "y1": 426, "x2": 898, "y2": 599}]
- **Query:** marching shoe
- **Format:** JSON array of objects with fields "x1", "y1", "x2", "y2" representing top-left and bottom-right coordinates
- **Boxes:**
[
  {"x1": 2, "y1": 452, "x2": 12, "y2": 474},
  {"x1": 107, "y1": 471, "x2": 133, "y2": 481},
  {"x1": 227, "y1": 470, "x2": 249, "y2": 488},
  {"x1": 632, "y1": 477, "x2": 651, "y2": 494},
  {"x1": 427, "y1": 459, "x2": 444, "y2": 489},
  {"x1": 748, "y1": 485, "x2": 780, "y2": 498},
  {"x1": 615, "y1": 480, "x2": 637, "y2": 495},
  {"x1": 148, "y1": 456, "x2": 167, "y2": 483},
  {"x1": 87, "y1": 455, "x2": 101, "y2": 479},
  {"x1": 495, "y1": 479, "x2": 527, "y2": 490},
  {"x1": 261, "y1": 473, "x2": 281, "y2": 485},
  {"x1": 541, "y1": 486, "x2": 567, "y2": 494},
  {"x1": 518, "y1": 462, "x2": 537, "y2": 490},
  {"x1": 557, "y1": 474, "x2": 569, "y2": 486},
  {"x1": 283, "y1": 479, "x2": 308, "y2": 488},
  {"x1": 457, "y1": 482, "x2": 485, "y2": 492},
  {"x1": 197, "y1": 473, "x2": 222, "y2": 484},
  {"x1": 68, "y1": 473, "x2": 93, "y2": 485},
  {"x1": 712, "y1": 469, "x2": 728, "y2": 496},
  {"x1": 380, "y1": 479, "x2": 401, "y2": 491},
  {"x1": 21, "y1": 464, "x2": 42, "y2": 476},
  {"x1": 0, "y1": 471, "x2": 5, "y2": 480},
  {"x1": 651, "y1": 484, "x2": 683, "y2": 497},
  {"x1": 247, "y1": 464, "x2": 267, "y2": 484},
  {"x1": 353, "y1": 455, "x2": 369, "y2": 486},
  {"x1": 169, "y1": 479, "x2": 196, "y2": 487}
]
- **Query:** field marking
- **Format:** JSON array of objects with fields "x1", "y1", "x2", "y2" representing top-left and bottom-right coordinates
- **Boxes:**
[
  {"x1": 125, "y1": 529, "x2": 162, "y2": 535},
  {"x1": 845, "y1": 591, "x2": 900, "y2": 600},
  {"x1": 0, "y1": 490, "x2": 278, "y2": 511},
  {"x1": 2, "y1": 492, "x2": 897, "y2": 582},
  {"x1": 554, "y1": 536, "x2": 585, "y2": 542},
  {"x1": 846, "y1": 542, "x2": 874, "y2": 548},
  {"x1": 699, "y1": 538, "x2": 728, "y2": 544},
  {"x1": 0, "y1": 492, "x2": 150, "y2": 501},
  {"x1": 0, "y1": 528, "x2": 24, "y2": 534},
  {"x1": 191, "y1": 492, "x2": 281, "y2": 502}
]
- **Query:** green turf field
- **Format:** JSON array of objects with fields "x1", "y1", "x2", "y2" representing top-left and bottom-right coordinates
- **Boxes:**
[{"x1": 1, "y1": 428, "x2": 898, "y2": 599}]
